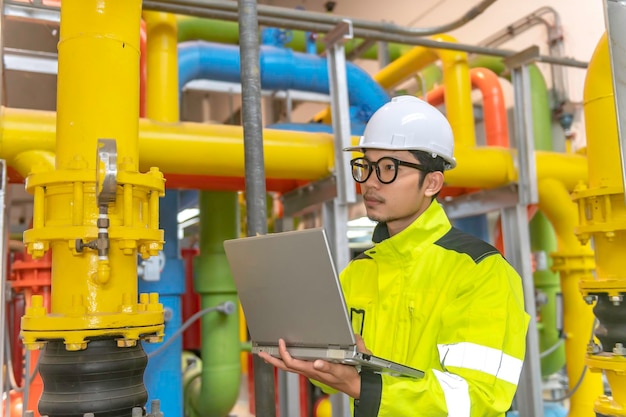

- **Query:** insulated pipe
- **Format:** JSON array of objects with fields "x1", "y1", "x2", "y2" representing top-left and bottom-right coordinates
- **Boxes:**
[
  {"x1": 0, "y1": 107, "x2": 587, "y2": 191},
  {"x1": 577, "y1": 33, "x2": 626, "y2": 416},
  {"x1": 427, "y1": 67, "x2": 509, "y2": 147},
  {"x1": 139, "y1": 12, "x2": 185, "y2": 417},
  {"x1": 315, "y1": 34, "x2": 476, "y2": 148},
  {"x1": 177, "y1": 41, "x2": 389, "y2": 124},
  {"x1": 538, "y1": 178, "x2": 603, "y2": 417},
  {"x1": 176, "y1": 16, "x2": 409, "y2": 61}
]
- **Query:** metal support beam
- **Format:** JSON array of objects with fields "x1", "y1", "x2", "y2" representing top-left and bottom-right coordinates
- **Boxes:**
[
  {"x1": 504, "y1": 46, "x2": 540, "y2": 206},
  {"x1": 323, "y1": 20, "x2": 355, "y2": 417},
  {"x1": 502, "y1": 46, "x2": 543, "y2": 417},
  {"x1": 323, "y1": 18, "x2": 355, "y2": 268},
  {"x1": 603, "y1": 0, "x2": 626, "y2": 205}
]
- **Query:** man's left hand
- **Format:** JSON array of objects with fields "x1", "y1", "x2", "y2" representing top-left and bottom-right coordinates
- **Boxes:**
[{"x1": 258, "y1": 338, "x2": 361, "y2": 399}]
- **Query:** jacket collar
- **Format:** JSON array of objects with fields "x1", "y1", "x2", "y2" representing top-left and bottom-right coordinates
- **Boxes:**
[{"x1": 370, "y1": 200, "x2": 452, "y2": 254}]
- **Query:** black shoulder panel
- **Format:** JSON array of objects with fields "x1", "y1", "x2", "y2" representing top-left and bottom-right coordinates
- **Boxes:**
[
  {"x1": 434, "y1": 227, "x2": 500, "y2": 264},
  {"x1": 352, "y1": 251, "x2": 373, "y2": 261}
]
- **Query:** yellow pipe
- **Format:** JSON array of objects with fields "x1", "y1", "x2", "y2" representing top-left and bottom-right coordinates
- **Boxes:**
[
  {"x1": 538, "y1": 177, "x2": 603, "y2": 417},
  {"x1": 0, "y1": 108, "x2": 587, "y2": 190},
  {"x1": 12, "y1": 150, "x2": 55, "y2": 178},
  {"x1": 578, "y1": 32, "x2": 626, "y2": 416},
  {"x1": 315, "y1": 35, "x2": 476, "y2": 148},
  {"x1": 20, "y1": 0, "x2": 164, "y2": 349},
  {"x1": 145, "y1": 11, "x2": 179, "y2": 123}
]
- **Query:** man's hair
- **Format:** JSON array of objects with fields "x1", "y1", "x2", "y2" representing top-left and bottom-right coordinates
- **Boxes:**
[{"x1": 409, "y1": 150, "x2": 446, "y2": 191}]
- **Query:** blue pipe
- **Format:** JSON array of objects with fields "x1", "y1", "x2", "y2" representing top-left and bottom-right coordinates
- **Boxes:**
[
  {"x1": 140, "y1": 191, "x2": 186, "y2": 417},
  {"x1": 178, "y1": 40, "x2": 390, "y2": 124}
]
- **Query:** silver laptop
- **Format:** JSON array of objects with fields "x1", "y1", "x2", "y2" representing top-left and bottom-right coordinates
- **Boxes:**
[{"x1": 223, "y1": 228, "x2": 424, "y2": 378}]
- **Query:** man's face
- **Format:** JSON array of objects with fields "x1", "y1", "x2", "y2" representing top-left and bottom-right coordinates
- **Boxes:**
[{"x1": 358, "y1": 149, "x2": 433, "y2": 232}]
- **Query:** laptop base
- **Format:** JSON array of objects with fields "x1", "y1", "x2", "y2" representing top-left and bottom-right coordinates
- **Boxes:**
[{"x1": 253, "y1": 345, "x2": 424, "y2": 379}]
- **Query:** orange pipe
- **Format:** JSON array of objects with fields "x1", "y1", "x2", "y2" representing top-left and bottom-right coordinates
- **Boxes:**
[
  {"x1": 427, "y1": 67, "x2": 509, "y2": 147},
  {"x1": 432, "y1": 67, "x2": 510, "y2": 199}
]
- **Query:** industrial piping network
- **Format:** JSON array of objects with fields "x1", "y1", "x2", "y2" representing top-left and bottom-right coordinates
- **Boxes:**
[{"x1": 0, "y1": 0, "x2": 623, "y2": 412}]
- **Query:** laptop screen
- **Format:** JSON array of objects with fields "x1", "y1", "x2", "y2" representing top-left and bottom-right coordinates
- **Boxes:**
[{"x1": 223, "y1": 228, "x2": 356, "y2": 348}]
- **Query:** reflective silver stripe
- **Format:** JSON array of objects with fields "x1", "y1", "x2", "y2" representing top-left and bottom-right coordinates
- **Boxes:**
[
  {"x1": 438, "y1": 342, "x2": 523, "y2": 385},
  {"x1": 433, "y1": 369, "x2": 470, "y2": 417}
]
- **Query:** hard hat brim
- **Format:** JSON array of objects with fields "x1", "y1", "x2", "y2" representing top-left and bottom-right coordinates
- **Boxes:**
[{"x1": 342, "y1": 144, "x2": 457, "y2": 170}]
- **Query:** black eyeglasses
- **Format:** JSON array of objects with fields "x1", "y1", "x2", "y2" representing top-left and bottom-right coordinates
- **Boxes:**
[{"x1": 350, "y1": 157, "x2": 430, "y2": 184}]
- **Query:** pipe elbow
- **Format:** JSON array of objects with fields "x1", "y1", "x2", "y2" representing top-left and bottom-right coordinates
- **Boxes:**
[{"x1": 12, "y1": 150, "x2": 55, "y2": 178}]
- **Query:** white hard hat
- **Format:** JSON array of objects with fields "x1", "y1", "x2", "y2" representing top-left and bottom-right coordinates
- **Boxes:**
[{"x1": 343, "y1": 95, "x2": 456, "y2": 170}]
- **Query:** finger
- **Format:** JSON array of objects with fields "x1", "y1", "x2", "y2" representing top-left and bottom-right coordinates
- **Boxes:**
[
  {"x1": 354, "y1": 334, "x2": 373, "y2": 355},
  {"x1": 313, "y1": 360, "x2": 332, "y2": 373},
  {"x1": 257, "y1": 352, "x2": 288, "y2": 371}
]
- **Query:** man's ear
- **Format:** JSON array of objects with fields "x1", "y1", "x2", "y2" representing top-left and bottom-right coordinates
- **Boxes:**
[{"x1": 423, "y1": 171, "x2": 445, "y2": 197}]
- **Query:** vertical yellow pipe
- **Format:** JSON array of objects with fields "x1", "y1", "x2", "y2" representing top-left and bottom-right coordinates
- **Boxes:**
[
  {"x1": 538, "y1": 178, "x2": 603, "y2": 417},
  {"x1": 53, "y1": 0, "x2": 141, "y2": 314},
  {"x1": 21, "y1": 0, "x2": 165, "y2": 348},
  {"x1": 145, "y1": 12, "x2": 180, "y2": 123},
  {"x1": 577, "y1": 33, "x2": 626, "y2": 416},
  {"x1": 315, "y1": 35, "x2": 476, "y2": 147},
  {"x1": 56, "y1": 0, "x2": 140, "y2": 172}
]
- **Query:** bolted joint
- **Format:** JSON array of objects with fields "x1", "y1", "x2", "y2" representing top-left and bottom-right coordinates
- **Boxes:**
[
  {"x1": 613, "y1": 343, "x2": 626, "y2": 356},
  {"x1": 610, "y1": 295, "x2": 623, "y2": 306},
  {"x1": 583, "y1": 295, "x2": 597, "y2": 305},
  {"x1": 116, "y1": 338, "x2": 138, "y2": 348}
]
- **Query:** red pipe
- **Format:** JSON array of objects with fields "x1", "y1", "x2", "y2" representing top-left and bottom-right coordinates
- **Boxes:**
[
  {"x1": 427, "y1": 67, "x2": 510, "y2": 147},
  {"x1": 181, "y1": 248, "x2": 201, "y2": 351},
  {"x1": 8, "y1": 250, "x2": 52, "y2": 417}
]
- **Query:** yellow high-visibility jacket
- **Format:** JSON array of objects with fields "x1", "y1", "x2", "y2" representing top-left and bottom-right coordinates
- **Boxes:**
[{"x1": 343, "y1": 201, "x2": 530, "y2": 417}]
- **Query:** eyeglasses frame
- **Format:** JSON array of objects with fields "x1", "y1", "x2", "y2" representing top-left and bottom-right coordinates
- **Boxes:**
[{"x1": 349, "y1": 156, "x2": 431, "y2": 184}]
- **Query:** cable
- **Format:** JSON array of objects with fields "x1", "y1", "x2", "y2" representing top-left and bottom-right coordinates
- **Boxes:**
[
  {"x1": 544, "y1": 319, "x2": 598, "y2": 404},
  {"x1": 540, "y1": 338, "x2": 565, "y2": 359},
  {"x1": 147, "y1": 301, "x2": 236, "y2": 359},
  {"x1": 543, "y1": 366, "x2": 587, "y2": 403}
]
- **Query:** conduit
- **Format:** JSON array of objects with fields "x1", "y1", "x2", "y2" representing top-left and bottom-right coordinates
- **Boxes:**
[{"x1": 177, "y1": 40, "x2": 389, "y2": 124}]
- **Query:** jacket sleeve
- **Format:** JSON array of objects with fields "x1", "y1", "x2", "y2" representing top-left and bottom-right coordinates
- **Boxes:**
[{"x1": 356, "y1": 255, "x2": 530, "y2": 417}]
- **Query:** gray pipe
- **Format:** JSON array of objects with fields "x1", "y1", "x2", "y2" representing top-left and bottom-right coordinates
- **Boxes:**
[
  {"x1": 478, "y1": 6, "x2": 570, "y2": 107},
  {"x1": 157, "y1": 0, "x2": 498, "y2": 36},
  {"x1": 141, "y1": 0, "x2": 588, "y2": 69},
  {"x1": 237, "y1": 0, "x2": 276, "y2": 416}
]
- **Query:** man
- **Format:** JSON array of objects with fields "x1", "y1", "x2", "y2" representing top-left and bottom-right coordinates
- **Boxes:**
[{"x1": 259, "y1": 95, "x2": 530, "y2": 416}]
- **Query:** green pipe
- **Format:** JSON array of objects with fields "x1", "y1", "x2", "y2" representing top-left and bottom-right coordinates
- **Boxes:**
[
  {"x1": 176, "y1": 16, "x2": 409, "y2": 60},
  {"x1": 185, "y1": 191, "x2": 241, "y2": 417},
  {"x1": 527, "y1": 65, "x2": 566, "y2": 377},
  {"x1": 469, "y1": 56, "x2": 566, "y2": 377}
]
